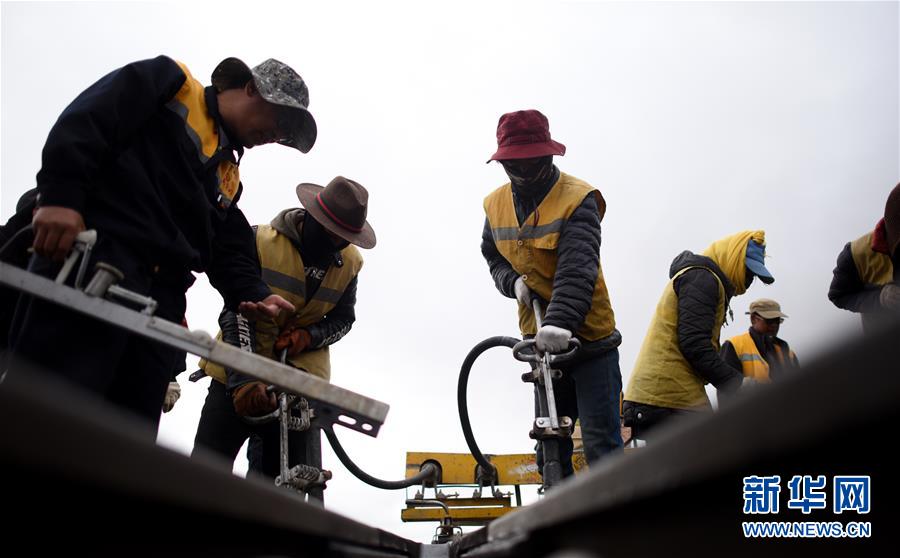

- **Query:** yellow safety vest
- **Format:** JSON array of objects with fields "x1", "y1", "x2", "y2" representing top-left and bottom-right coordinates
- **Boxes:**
[
  {"x1": 166, "y1": 61, "x2": 240, "y2": 209},
  {"x1": 728, "y1": 331, "x2": 796, "y2": 383},
  {"x1": 625, "y1": 266, "x2": 726, "y2": 410},
  {"x1": 202, "y1": 223, "x2": 363, "y2": 383},
  {"x1": 850, "y1": 232, "x2": 893, "y2": 286},
  {"x1": 483, "y1": 172, "x2": 615, "y2": 340}
]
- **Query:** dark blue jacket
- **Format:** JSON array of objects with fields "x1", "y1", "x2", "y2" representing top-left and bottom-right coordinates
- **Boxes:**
[{"x1": 36, "y1": 55, "x2": 270, "y2": 310}]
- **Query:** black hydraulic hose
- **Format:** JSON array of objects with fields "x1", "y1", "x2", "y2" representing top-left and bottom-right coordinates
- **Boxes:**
[
  {"x1": 322, "y1": 425, "x2": 439, "y2": 490},
  {"x1": 0, "y1": 224, "x2": 33, "y2": 259},
  {"x1": 457, "y1": 335, "x2": 521, "y2": 481}
]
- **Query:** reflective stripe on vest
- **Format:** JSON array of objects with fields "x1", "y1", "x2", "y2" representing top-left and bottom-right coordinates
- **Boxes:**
[
  {"x1": 261, "y1": 268, "x2": 306, "y2": 299},
  {"x1": 483, "y1": 172, "x2": 615, "y2": 341},
  {"x1": 729, "y1": 332, "x2": 770, "y2": 382},
  {"x1": 625, "y1": 266, "x2": 726, "y2": 410},
  {"x1": 254, "y1": 224, "x2": 363, "y2": 322},
  {"x1": 202, "y1": 223, "x2": 362, "y2": 382},
  {"x1": 850, "y1": 232, "x2": 893, "y2": 286},
  {"x1": 165, "y1": 61, "x2": 239, "y2": 209}
]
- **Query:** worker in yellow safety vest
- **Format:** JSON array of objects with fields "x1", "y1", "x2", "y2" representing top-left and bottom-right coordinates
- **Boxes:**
[
  {"x1": 829, "y1": 183, "x2": 900, "y2": 331},
  {"x1": 720, "y1": 298, "x2": 799, "y2": 383},
  {"x1": 480, "y1": 109, "x2": 623, "y2": 477},
  {"x1": 623, "y1": 231, "x2": 775, "y2": 439},
  {"x1": 191, "y1": 177, "x2": 374, "y2": 479}
]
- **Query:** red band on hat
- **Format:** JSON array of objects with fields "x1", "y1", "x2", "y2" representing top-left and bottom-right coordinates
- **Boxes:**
[{"x1": 316, "y1": 192, "x2": 364, "y2": 233}]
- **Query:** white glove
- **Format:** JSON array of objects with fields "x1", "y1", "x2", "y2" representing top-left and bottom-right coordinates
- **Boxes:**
[
  {"x1": 535, "y1": 325, "x2": 572, "y2": 353},
  {"x1": 162, "y1": 381, "x2": 181, "y2": 413},
  {"x1": 514, "y1": 276, "x2": 532, "y2": 307},
  {"x1": 879, "y1": 283, "x2": 900, "y2": 311},
  {"x1": 741, "y1": 376, "x2": 758, "y2": 390}
]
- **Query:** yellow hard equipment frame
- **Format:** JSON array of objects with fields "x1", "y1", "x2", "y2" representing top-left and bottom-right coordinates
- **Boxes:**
[
  {"x1": 401, "y1": 449, "x2": 587, "y2": 526},
  {"x1": 403, "y1": 396, "x2": 630, "y2": 527}
]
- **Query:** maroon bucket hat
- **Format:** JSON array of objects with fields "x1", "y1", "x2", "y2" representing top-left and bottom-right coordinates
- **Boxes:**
[
  {"x1": 295, "y1": 176, "x2": 376, "y2": 249},
  {"x1": 487, "y1": 109, "x2": 566, "y2": 163}
]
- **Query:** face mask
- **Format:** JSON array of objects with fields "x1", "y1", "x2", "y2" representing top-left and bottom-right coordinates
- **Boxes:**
[
  {"x1": 302, "y1": 215, "x2": 335, "y2": 260},
  {"x1": 330, "y1": 236, "x2": 350, "y2": 251},
  {"x1": 501, "y1": 156, "x2": 554, "y2": 193}
]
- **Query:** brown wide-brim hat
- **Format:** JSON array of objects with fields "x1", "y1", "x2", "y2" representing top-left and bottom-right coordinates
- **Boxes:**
[
  {"x1": 212, "y1": 57, "x2": 317, "y2": 153},
  {"x1": 296, "y1": 176, "x2": 376, "y2": 249}
]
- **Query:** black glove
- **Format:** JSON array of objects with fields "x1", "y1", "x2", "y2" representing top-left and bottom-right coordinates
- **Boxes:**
[{"x1": 218, "y1": 309, "x2": 256, "y2": 391}]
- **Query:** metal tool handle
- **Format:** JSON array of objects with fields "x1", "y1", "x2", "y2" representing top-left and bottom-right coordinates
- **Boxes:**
[
  {"x1": 242, "y1": 348, "x2": 289, "y2": 425},
  {"x1": 55, "y1": 229, "x2": 98, "y2": 285},
  {"x1": 531, "y1": 298, "x2": 545, "y2": 329},
  {"x1": 512, "y1": 337, "x2": 581, "y2": 365},
  {"x1": 241, "y1": 408, "x2": 280, "y2": 425},
  {"x1": 518, "y1": 297, "x2": 582, "y2": 363}
]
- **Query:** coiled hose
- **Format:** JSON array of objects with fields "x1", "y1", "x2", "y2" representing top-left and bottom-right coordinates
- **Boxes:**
[
  {"x1": 322, "y1": 424, "x2": 439, "y2": 490},
  {"x1": 457, "y1": 336, "x2": 521, "y2": 483},
  {"x1": 321, "y1": 335, "x2": 522, "y2": 490}
]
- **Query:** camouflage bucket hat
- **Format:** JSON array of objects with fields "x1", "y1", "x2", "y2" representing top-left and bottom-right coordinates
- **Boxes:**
[{"x1": 211, "y1": 57, "x2": 318, "y2": 153}]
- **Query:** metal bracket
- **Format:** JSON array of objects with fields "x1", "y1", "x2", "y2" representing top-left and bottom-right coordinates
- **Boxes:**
[
  {"x1": 106, "y1": 284, "x2": 158, "y2": 315},
  {"x1": 530, "y1": 416, "x2": 573, "y2": 440},
  {"x1": 520, "y1": 366, "x2": 563, "y2": 384},
  {"x1": 0, "y1": 262, "x2": 389, "y2": 437},
  {"x1": 242, "y1": 393, "x2": 314, "y2": 431},
  {"x1": 404, "y1": 499, "x2": 463, "y2": 544},
  {"x1": 474, "y1": 461, "x2": 499, "y2": 492},
  {"x1": 275, "y1": 463, "x2": 332, "y2": 493}
]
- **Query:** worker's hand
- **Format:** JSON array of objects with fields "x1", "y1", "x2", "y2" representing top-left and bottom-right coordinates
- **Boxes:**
[
  {"x1": 714, "y1": 374, "x2": 743, "y2": 407},
  {"x1": 32, "y1": 206, "x2": 85, "y2": 262},
  {"x1": 162, "y1": 381, "x2": 181, "y2": 413},
  {"x1": 238, "y1": 294, "x2": 295, "y2": 321},
  {"x1": 232, "y1": 381, "x2": 277, "y2": 416},
  {"x1": 514, "y1": 276, "x2": 532, "y2": 307},
  {"x1": 535, "y1": 325, "x2": 572, "y2": 353},
  {"x1": 879, "y1": 283, "x2": 900, "y2": 310},
  {"x1": 274, "y1": 326, "x2": 312, "y2": 357}
]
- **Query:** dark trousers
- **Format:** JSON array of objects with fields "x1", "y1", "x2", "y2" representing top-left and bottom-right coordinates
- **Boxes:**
[
  {"x1": 8, "y1": 254, "x2": 184, "y2": 434},
  {"x1": 192, "y1": 379, "x2": 307, "y2": 480},
  {"x1": 622, "y1": 400, "x2": 704, "y2": 440},
  {"x1": 535, "y1": 348, "x2": 624, "y2": 478}
]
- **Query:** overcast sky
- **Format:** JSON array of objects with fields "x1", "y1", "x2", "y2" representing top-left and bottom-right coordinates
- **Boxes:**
[{"x1": 2, "y1": 0, "x2": 898, "y2": 543}]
